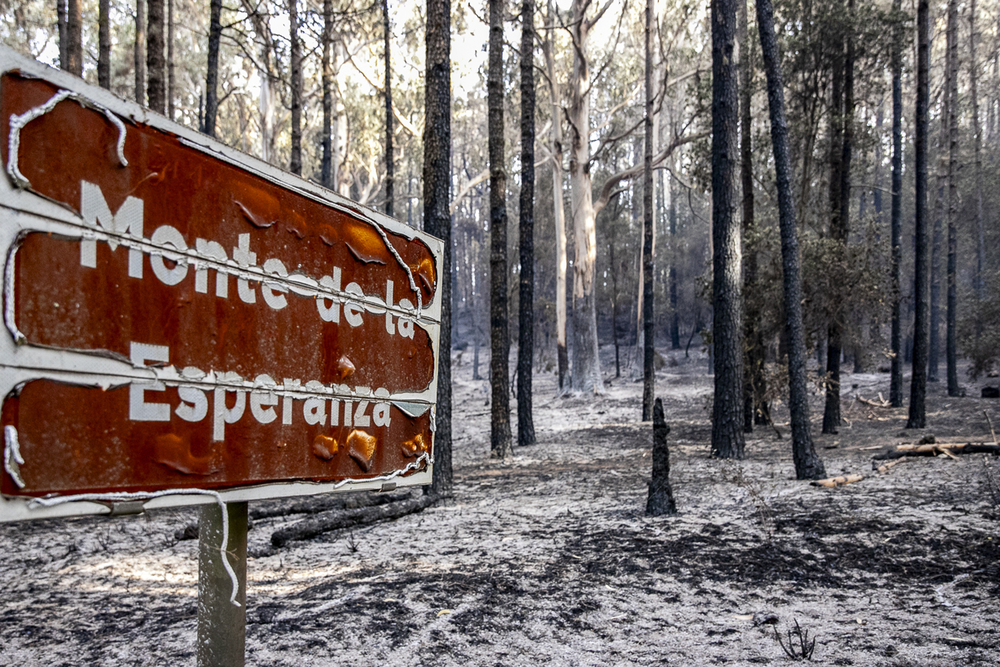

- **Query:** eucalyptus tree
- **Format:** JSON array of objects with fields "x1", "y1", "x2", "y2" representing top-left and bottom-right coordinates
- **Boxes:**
[{"x1": 945, "y1": 0, "x2": 959, "y2": 396}]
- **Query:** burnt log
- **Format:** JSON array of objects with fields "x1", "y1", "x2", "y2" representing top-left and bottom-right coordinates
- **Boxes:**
[
  {"x1": 271, "y1": 492, "x2": 442, "y2": 547},
  {"x1": 646, "y1": 398, "x2": 677, "y2": 515}
]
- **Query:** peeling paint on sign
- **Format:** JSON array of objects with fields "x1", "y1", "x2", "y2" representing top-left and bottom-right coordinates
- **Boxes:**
[{"x1": 0, "y1": 49, "x2": 441, "y2": 521}]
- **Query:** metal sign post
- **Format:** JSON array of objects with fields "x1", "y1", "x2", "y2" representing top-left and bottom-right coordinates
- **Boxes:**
[{"x1": 0, "y1": 47, "x2": 440, "y2": 664}]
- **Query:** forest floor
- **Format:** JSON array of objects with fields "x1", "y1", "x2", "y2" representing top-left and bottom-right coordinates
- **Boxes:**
[{"x1": 1, "y1": 347, "x2": 999, "y2": 666}]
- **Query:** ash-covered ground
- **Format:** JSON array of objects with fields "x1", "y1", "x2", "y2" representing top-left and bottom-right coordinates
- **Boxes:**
[{"x1": 2, "y1": 348, "x2": 998, "y2": 666}]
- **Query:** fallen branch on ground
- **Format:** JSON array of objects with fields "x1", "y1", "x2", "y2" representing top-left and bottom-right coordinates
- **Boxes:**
[
  {"x1": 871, "y1": 442, "x2": 1000, "y2": 462},
  {"x1": 856, "y1": 395, "x2": 891, "y2": 408},
  {"x1": 270, "y1": 492, "x2": 444, "y2": 547},
  {"x1": 811, "y1": 474, "x2": 864, "y2": 488},
  {"x1": 874, "y1": 458, "x2": 908, "y2": 474}
]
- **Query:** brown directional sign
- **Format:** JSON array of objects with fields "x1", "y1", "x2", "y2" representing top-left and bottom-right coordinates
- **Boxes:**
[{"x1": 0, "y1": 50, "x2": 441, "y2": 519}]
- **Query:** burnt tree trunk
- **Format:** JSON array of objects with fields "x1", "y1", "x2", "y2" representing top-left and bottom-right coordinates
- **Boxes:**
[
  {"x1": 488, "y1": 0, "x2": 512, "y2": 459},
  {"x1": 646, "y1": 398, "x2": 677, "y2": 516},
  {"x1": 945, "y1": 0, "x2": 959, "y2": 396},
  {"x1": 57, "y1": 0, "x2": 67, "y2": 71},
  {"x1": 641, "y1": 0, "x2": 655, "y2": 421},
  {"x1": 204, "y1": 0, "x2": 222, "y2": 136},
  {"x1": 167, "y1": 0, "x2": 174, "y2": 118},
  {"x1": 135, "y1": 0, "x2": 146, "y2": 104},
  {"x1": 823, "y1": 0, "x2": 854, "y2": 435},
  {"x1": 756, "y1": 0, "x2": 826, "y2": 479},
  {"x1": 739, "y1": 0, "x2": 766, "y2": 432},
  {"x1": 384, "y1": 0, "x2": 394, "y2": 216},
  {"x1": 98, "y1": 0, "x2": 111, "y2": 88},
  {"x1": 908, "y1": 0, "x2": 930, "y2": 429},
  {"x1": 669, "y1": 173, "x2": 681, "y2": 350},
  {"x1": 889, "y1": 0, "x2": 903, "y2": 407},
  {"x1": 66, "y1": 0, "x2": 82, "y2": 76},
  {"x1": 711, "y1": 0, "x2": 745, "y2": 460},
  {"x1": 970, "y1": 0, "x2": 985, "y2": 310},
  {"x1": 289, "y1": 0, "x2": 302, "y2": 175},
  {"x1": 321, "y1": 0, "x2": 333, "y2": 187},
  {"x1": 147, "y1": 0, "x2": 166, "y2": 113},
  {"x1": 518, "y1": 0, "x2": 537, "y2": 446},
  {"x1": 424, "y1": 0, "x2": 453, "y2": 492}
]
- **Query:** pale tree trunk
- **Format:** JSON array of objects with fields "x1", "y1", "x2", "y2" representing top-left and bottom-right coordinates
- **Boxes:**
[
  {"x1": 908, "y1": 0, "x2": 930, "y2": 429},
  {"x1": 147, "y1": 0, "x2": 166, "y2": 113},
  {"x1": 384, "y1": 0, "x2": 394, "y2": 216},
  {"x1": 425, "y1": 0, "x2": 453, "y2": 492},
  {"x1": 711, "y1": 0, "x2": 745, "y2": 459},
  {"x1": 135, "y1": 0, "x2": 146, "y2": 104},
  {"x1": 99, "y1": 0, "x2": 111, "y2": 89},
  {"x1": 889, "y1": 0, "x2": 903, "y2": 407},
  {"x1": 204, "y1": 0, "x2": 223, "y2": 136},
  {"x1": 755, "y1": 0, "x2": 826, "y2": 479},
  {"x1": 641, "y1": 0, "x2": 655, "y2": 421},
  {"x1": 567, "y1": 0, "x2": 603, "y2": 395},
  {"x1": 518, "y1": 0, "x2": 537, "y2": 446},
  {"x1": 289, "y1": 0, "x2": 302, "y2": 175},
  {"x1": 946, "y1": 0, "x2": 959, "y2": 396},
  {"x1": 333, "y1": 40, "x2": 349, "y2": 195},
  {"x1": 66, "y1": 0, "x2": 82, "y2": 76},
  {"x1": 488, "y1": 0, "x2": 512, "y2": 459},
  {"x1": 543, "y1": 0, "x2": 569, "y2": 391},
  {"x1": 321, "y1": 0, "x2": 333, "y2": 187}
]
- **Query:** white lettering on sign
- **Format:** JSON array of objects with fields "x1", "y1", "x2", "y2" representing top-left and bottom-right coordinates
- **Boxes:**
[
  {"x1": 77, "y1": 181, "x2": 419, "y2": 337},
  {"x1": 125, "y1": 342, "x2": 395, "y2": 439}
]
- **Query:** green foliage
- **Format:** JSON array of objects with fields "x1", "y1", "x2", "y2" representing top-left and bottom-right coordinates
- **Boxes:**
[{"x1": 958, "y1": 269, "x2": 1000, "y2": 380}]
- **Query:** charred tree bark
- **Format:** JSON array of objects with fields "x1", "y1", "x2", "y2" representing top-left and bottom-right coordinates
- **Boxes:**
[
  {"x1": 823, "y1": 0, "x2": 854, "y2": 435},
  {"x1": 739, "y1": 0, "x2": 766, "y2": 432},
  {"x1": 518, "y1": 0, "x2": 537, "y2": 446},
  {"x1": 755, "y1": 0, "x2": 826, "y2": 479},
  {"x1": 289, "y1": 0, "x2": 302, "y2": 175},
  {"x1": 669, "y1": 173, "x2": 681, "y2": 350},
  {"x1": 66, "y1": 0, "x2": 82, "y2": 76},
  {"x1": 908, "y1": 0, "x2": 930, "y2": 430},
  {"x1": 204, "y1": 0, "x2": 222, "y2": 136},
  {"x1": 970, "y1": 0, "x2": 985, "y2": 307},
  {"x1": 711, "y1": 0, "x2": 745, "y2": 460},
  {"x1": 945, "y1": 0, "x2": 959, "y2": 396},
  {"x1": 167, "y1": 0, "x2": 174, "y2": 118},
  {"x1": 57, "y1": 0, "x2": 67, "y2": 71},
  {"x1": 384, "y1": 0, "x2": 394, "y2": 216},
  {"x1": 889, "y1": 0, "x2": 903, "y2": 407},
  {"x1": 147, "y1": 0, "x2": 166, "y2": 113},
  {"x1": 321, "y1": 0, "x2": 333, "y2": 188},
  {"x1": 424, "y1": 0, "x2": 453, "y2": 492},
  {"x1": 646, "y1": 399, "x2": 676, "y2": 515},
  {"x1": 488, "y1": 0, "x2": 512, "y2": 459},
  {"x1": 98, "y1": 0, "x2": 111, "y2": 88},
  {"x1": 135, "y1": 0, "x2": 146, "y2": 104},
  {"x1": 271, "y1": 494, "x2": 441, "y2": 547},
  {"x1": 641, "y1": 0, "x2": 655, "y2": 421}
]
